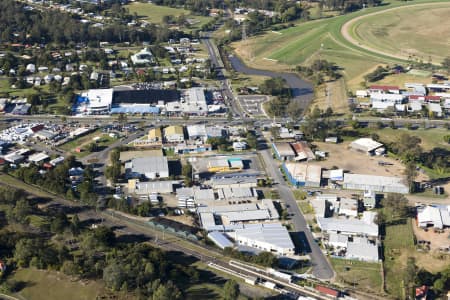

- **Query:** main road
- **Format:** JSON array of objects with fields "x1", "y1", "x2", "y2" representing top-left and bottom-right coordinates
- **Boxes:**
[{"x1": 259, "y1": 148, "x2": 335, "y2": 280}]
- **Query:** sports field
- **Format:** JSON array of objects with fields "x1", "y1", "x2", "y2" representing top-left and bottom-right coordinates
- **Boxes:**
[
  {"x1": 349, "y1": 3, "x2": 450, "y2": 63},
  {"x1": 125, "y1": 2, "x2": 211, "y2": 28},
  {"x1": 232, "y1": 0, "x2": 447, "y2": 82}
]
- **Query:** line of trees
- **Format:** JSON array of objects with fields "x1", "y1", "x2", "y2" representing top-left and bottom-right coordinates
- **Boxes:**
[{"x1": 0, "y1": 185, "x2": 200, "y2": 299}]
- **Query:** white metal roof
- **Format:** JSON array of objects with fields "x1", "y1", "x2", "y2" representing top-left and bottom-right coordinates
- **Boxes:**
[
  {"x1": 317, "y1": 215, "x2": 378, "y2": 237},
  {"x1": 28, "y1": 152, "x2": 49, "y2": 163},
  {"x1": 85, "y1": 88, "x2": 113, "y2": 109},
  {"x1": 234, "y1": 223, "x2": 295, "y2": 251},
  {"x1": 186, "y1": 124, "x2": 206, "y2": 138},
  {"x1": 208, "y1": 231, "x2": 233, "y2": 249},
  {"x1": 221, "y1": 209, "x2": 270, "y2": 222},
  {"x1": 134, "y1": 181, "x2": 173, "y2": 194},
  {"x1": 344, "y1": 173, "x2": 408, "y2": 191},
  {"x1": 284, "y1": 163, "x2": 322, "y2": 183},
  {"x1": 417, "y1": 205, "x2": 450, "y2": 229},
  {"x1": 346, "y1": 238, "x2": 379, "y2": 261},
  {"x1": 127, "y1": 156, "x2": 168, "y2": 175},
  {"x1": 350, "y1": 138, "x2": 383, "y2": 152}
]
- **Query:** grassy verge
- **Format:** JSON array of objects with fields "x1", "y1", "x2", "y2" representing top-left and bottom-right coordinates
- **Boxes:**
[
  {"x1": 382, "y1": 207, "x2": 415, "y2": 299},
  {"x1": 331, "y1": 258, "x2": 383, "y2": 293},
  {"x1": 297, "y1": 201, "x2": 313, "y2": 214},
  {"x1": 10, "y1": 268, "x2": 112, "y2": 300}
]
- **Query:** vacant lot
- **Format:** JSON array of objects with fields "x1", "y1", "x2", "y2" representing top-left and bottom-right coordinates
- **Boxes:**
[
  {"x1": 313, "y1": 78, "x2": 348, "y2": 114},
  {"x1": 125, "y1": 2, "x2": 211, "y2": 29},
  {"x1": 313, "y1": 141, "x2": 405, "y2": 177},
  {"x1": 351, "y1": 3, "x2": 450, "y2": 63},
  {"x1": 59, "y1": 130, "x2": 116, "y2": 157},
  {"x1": 10, "y1": 268, "x2": 113, "y2": 300},
  {"x1": 375, "y1": 128, "x2": 450, "y2": 151},
  {"x1": 331, "y1": 258, "x2": 383, "y2": 293}
]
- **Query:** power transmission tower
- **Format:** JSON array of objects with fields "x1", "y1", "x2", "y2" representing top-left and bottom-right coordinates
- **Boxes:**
[{"x1": 242, "y1": 22, "x2": 253, "y2": 61}]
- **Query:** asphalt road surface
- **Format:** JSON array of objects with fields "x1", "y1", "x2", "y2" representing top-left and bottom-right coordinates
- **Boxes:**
[{"x1": 259, "y1": 149, "x2": 335, "y2": 280}]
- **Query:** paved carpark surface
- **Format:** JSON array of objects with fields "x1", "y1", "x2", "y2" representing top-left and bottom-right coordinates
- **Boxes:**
[{"x1": 237, "y1": 95, "x2": 269, "y2": 116}]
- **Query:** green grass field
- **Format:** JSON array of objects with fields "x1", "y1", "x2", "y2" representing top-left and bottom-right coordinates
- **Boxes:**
[
  {"x1": 232, "y1": 0, "x2": 447, "y2": 82},
  {"x1": 10, "y1": 269, "x2": 112, "y2": 300},
  {"x1": 375, "y1": 128, "x2": 450, "y2": 151},
  {"x1": 351, "y1": 3, "x2": 450, "y2": 63},
  {"x1": 331, "y1": 258, "x2": 383, "y2": 293},
  {"x1": 125, "y1": 2, "x2": 211, "y2": 29},
  {"x1": 59, "y1": 130, "x2": 116, "y2": 158},
  {"x1": 382, "y1": 206, "x2": 416, "y2": 299}
]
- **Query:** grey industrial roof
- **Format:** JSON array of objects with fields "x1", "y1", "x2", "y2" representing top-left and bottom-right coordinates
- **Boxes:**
[
  {"x1": 208, "y1": 231, "x2": 233, "y2": 249},
  {"x1": 234, "y1": 223, "x2": 295, "y2": 250},
  {"x1": 134, "y1": 181, "x2": 174, "y2": 194},
  {"x1": 317, "y1": 214, "x2": 378, "y2": 237},
  {"x1": 197, "y1": 203, "x2": 258, "y2": 213},
  {"x1": 261, "y1": 199, "x2": 280, "y2": 219},
  {"x1": 127, "y1": 156, "x2": 168, "y2": 174},
  {"x1": 273, "y1": 142, "x2": 295, "y2": 156},
  {"x1": 350, "y1": 138, "x2": 384, "y2": 152},
  {"x1": 284, "y1": 163, "x2": 322, "y2": 183},
  {"x1": 200, "y1": 212, "x2": 216, "y2": 228},
  {"x1": 219, "y1": 187, "x2": 254, "y2": 199},
  {"x1": 222, "y1": 210, "x2": 270, "y2": 222},
  {"x1": 346, "y1": 238, "x2": 379, "y2": 261},
  {"x1": 343, "y1": 173, "x2": 408, "y2": 190}
]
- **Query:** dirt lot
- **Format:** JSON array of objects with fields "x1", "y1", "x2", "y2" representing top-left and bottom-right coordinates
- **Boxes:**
[
  {"x1": 313, "y1": 141, "x2": 405, "y2": 177},
  {"x1": 413, "y1": 222, "x2": 450, "y2": 251}
]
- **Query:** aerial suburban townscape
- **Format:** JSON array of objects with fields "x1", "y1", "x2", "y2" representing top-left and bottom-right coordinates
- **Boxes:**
[{"x1": 0, "y1": 0, "x2": 449, "y2": 299}]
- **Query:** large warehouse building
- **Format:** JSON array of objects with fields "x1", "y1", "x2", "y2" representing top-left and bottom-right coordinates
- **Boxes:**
[
  {"x1": 282, "y1": 162, "x2": 322, "y2": 187},
  {"x1": 125, "y1": 156, "x2": 169, "y2": 179},
  {"x1": 232, "y1": 223, "x2": 295, "y2": 256},
  {"x1": 343, "y1": 173, "x2": 409, "y2": 194},
  {"x1": 75, "y1": 87, "x2": 209, "y2": 115},
  {"x1": 349, "y1": 138, "x2": 385, "y2": 156}
]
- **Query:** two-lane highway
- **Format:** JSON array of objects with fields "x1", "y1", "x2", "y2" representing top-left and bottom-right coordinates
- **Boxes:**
[{"x1": 259, "y1": 149, "x2": 335, "y2": 280}]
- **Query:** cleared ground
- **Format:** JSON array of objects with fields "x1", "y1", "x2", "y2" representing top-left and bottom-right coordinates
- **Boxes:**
[
  {"x1": 330, "y1": 258, "x2": 383, "y2": 294},
  {"x1": 313, "y1": 78, "x2": 348, "y2": 114},
  {"x1": 349, "y1": 3, "x2": 450, "y2": 63},
  {"x1": 313, "y1": 141, "x2": 405, "y2": 177}
]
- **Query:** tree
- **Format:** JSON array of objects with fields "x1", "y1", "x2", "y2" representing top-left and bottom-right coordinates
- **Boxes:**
[
  {"x1": 12, "y1": 199, "x2": 32, "y2": 223},
  {"x1": 117, "y1": 113, "x2": 127, "y2": 125},
  {"x1": 153, "y1": 281, "x2": 182, "y2": 300},
  {"x1": 86, "y1": 142, "x2": 98, "y2": 152},
  {"x1": 93, "y1": 226, "x2": 116, "y2": 247},
  {"x1": 182, "y1": 162, "x2": 193, "y2": 187},
  {"x1": 71, "y1": 214, "x2": 81, "y2": 235},
  {"x1": 433, "y1": 278, "x2": 445, "y2": 293},
  {"x1": 441, "y1": 56, "x2": 450, "y2": 74},
  {"x1": 404, "y1": 257, "x2": 418, "y2": 299},
  {"x1": 223, "y1": 279, "x2": 240, "y2": 300},
  {"x1": 287, "y1": 101, "x2": 303, "y2": 121},
  {"x1": 103, "y1": 261, "x2": 125, "y2": 291},
  {"x1": 405, "y1": 162, "x2": 418, "y2": 193},
  {"x1": 245, "y1": 131, "x2": 258, "y2": 149},
  {"x1": 443, "y1": 135, "x2": 450, "y2": 144},
  {"x1": 382, "y1": 193, "x2": 409, "y2": 219}
]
